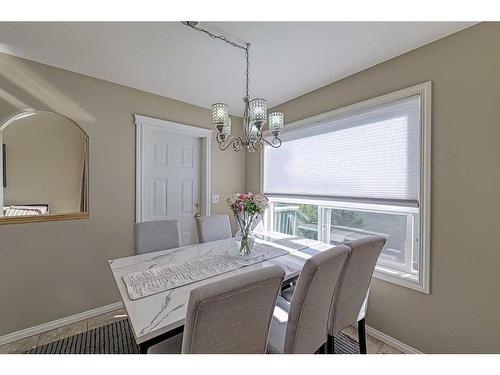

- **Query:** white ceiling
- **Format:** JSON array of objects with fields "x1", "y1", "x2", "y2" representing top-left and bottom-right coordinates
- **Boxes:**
[{"x1": 0, "y1": 22, "x2": 475, "y2": 115}]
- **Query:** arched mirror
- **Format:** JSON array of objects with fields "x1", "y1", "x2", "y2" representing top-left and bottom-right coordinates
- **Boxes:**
[{"x1": 0, "y1": 110, "x2": 89, "y2": 224}]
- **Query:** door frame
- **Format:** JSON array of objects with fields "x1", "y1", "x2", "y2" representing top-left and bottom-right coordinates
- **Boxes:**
[{"x1": 134, "y1": 114, "x2": 212, "y2": 223}]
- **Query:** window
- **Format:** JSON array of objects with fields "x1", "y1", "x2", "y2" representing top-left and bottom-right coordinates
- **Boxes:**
[{"x1": 261, "y1": 82, "x2": 431, "y2": 293}]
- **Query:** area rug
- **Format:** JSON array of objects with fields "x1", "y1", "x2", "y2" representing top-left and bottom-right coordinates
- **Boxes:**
[{"x1": 26, "y1": 319, "x2": 359, "y2": 354}]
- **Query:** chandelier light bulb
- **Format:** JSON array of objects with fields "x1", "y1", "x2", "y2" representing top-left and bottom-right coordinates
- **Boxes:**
[
  {"x1": 221, "y1": 117, "x2": 231, "y2": 138},
  {"x1": 248, "y1": 123, "x2": 259, "y2": 137}
]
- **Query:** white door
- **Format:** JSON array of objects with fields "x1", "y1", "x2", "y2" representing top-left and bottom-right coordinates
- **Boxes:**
[{"x1": 142, "y1": 126, "x2": 201, "y2": 246}]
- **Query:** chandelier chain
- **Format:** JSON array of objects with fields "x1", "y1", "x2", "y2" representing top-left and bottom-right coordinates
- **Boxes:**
[
  {"x1": 245, "y1": 46, "x2": 249, "y2": 98},
  {"x1": 182, "y1": 22, "x2": 250, "y2": 98},
  {"x1": 182, "y1": 22, "x2": 247, "y2": 50}
]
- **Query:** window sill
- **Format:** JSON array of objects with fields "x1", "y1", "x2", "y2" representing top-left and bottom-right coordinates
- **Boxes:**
[{"x1": 373, "y1": 266, "x2": 429, "y2": 294}]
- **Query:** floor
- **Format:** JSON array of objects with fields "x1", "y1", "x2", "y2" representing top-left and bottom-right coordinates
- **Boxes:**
[
  {"x1": 0, "y1": 308, "x2": 128, "y2": 354},
  {"x1": 341, "y1": 325, "x2": 403, "y2": 354},
  {"x1": 0, "y1": 309, "x2": 402, "y2": 354}
]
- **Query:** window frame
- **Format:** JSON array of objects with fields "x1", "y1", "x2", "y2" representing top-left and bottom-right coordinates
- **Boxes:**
[{"x1": 260, "y1": 82, "x2": 432, "y2": 294}]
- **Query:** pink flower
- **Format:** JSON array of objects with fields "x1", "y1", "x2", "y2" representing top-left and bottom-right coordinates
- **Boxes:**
[
  {"x1": 247, "y1": 192, "x2": 254, "y2": 199},
  {"x1": 239, "y1": 194, "x2": 246, "y2": 200}
]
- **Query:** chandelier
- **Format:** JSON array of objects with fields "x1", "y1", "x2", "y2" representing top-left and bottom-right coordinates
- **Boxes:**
[{"x1": 182, "y1": 22, "x2": 284, "y2": 152}]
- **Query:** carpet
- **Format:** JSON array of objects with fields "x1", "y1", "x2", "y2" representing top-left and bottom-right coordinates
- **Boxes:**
[{"x1": 26, "y1": 319, "x2": 359, "y2": 354}]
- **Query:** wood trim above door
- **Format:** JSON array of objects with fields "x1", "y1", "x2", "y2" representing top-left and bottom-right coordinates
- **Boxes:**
[{"x1": 133, "y1": 114, "x2": 212, "y2": 223}]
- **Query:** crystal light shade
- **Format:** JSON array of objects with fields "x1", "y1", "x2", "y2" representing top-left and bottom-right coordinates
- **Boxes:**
[
  {"x1": 221, "y1": 117, "x2": 231, "y2": 138},
  {"x1": 269, "y1": 112, "x2": 284, "y2": 135},
  {"x1": 249, "y1": 98, "x2": 267, "y2": 127},
  {"x1": 212, "y1": 103, "x2": 229, "y2": 126}
]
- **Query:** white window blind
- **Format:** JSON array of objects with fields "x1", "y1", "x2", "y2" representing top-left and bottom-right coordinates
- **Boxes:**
[{"x1": 263, "y1": 95, "x2": 421, "y2": 204}]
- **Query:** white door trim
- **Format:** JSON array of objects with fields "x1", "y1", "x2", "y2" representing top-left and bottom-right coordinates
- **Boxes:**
[
  {"x1": 134, "y1": 114, "x2": 212, "y2": 223},
  {"x1": 0, "y1": 131, "x2": 3, "y2": 211}
]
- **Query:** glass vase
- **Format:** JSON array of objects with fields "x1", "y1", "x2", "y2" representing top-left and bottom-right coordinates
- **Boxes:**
[
  {"x1": 236, "y1": 232, "x2": 255, "y2": 255},
  {"x1": 234, "y1": 212, "x2": 256, "y2": 255}
]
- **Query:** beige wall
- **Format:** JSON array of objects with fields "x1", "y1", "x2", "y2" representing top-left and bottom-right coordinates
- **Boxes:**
[
  {"x1": 247, "y1": 22, "x2": 500, "y2": 353},
  {"x1": 2, "y1": 23, "x2": 499, "y2": 353},
  {"x1": 0, "y1": 52, "x2": 245, "y2": 336},
  {"x1": 3, "y1": 112, "x2": 86, "y2": 213}
]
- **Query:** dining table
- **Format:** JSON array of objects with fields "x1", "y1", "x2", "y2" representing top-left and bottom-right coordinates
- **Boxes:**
[{"x1": 109, "y1": 231, "x2": 333, "y2": 353}]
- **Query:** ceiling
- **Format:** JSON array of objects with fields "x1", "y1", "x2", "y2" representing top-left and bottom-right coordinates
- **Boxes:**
[{"x1": 0, "y1": 22, "x2": 475, "y2": 115}]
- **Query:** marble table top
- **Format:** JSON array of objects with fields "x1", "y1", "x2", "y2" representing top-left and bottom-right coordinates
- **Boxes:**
[{"x1": 109, "y1": 231, "x2": 329, "y2": 344}]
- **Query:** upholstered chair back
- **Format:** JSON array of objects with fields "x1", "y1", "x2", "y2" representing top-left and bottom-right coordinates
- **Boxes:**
[
  {"x1": 182, "y1": 266, "x2": 285, "y2": 354},
  {"x1": 195, "y1": 215, "x2": 232, "y2": 243},
  {"x1": 134, "y1": 220, "x2": 181, "y2": 255},
  {"x1": 283, "y1": 245, "x2": 350, "y2": 353},
  {"x1": 328, "y1": 236, "x2": 386, "y2": 335}
]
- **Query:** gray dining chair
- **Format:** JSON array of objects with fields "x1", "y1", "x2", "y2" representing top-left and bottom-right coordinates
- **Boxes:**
[
  {"x1": 195, "y1": 214, "x2": 232, "y2": 243},
  {"x1": 282, "y1": 235, "x2": 386, "y2": 354},
  {"x1": 326, "y1": 236, "x2": 386, "y2": 354},
  {"x1": 148, "y1": 265, "x2": 285, "y2": 354},
  {"x1": 267, "y1": 245, "x2": 350, "y2": 354},
  {"x1": 134, "y1": 220, "x2": 181, "y2": 255}
]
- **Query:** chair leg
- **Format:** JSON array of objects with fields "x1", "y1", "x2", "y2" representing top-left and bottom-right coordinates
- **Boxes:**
[
  {"x1": 318, "y1": 342, "x2": 327, "y2": 354},
  {"x1": 358, "y1": 319, "x2": 367, "y2": 354},
  {"x1": 326, "y1": 334, "x2": 335, "y2": 354}
]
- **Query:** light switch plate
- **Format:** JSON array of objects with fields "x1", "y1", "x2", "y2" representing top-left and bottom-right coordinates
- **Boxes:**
[{"x1": 211, "y1": 194, "x2": 220, "y2": 204}]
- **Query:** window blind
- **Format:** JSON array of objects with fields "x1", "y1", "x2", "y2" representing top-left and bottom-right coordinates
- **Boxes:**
[{"x1": 263, "y1": 95, "x2": 421, "y2": 204}]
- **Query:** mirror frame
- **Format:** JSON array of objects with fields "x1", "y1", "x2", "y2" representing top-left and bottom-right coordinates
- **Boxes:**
[{"x1": 0, "y1": 109, "x2": 90, "y2": 225}]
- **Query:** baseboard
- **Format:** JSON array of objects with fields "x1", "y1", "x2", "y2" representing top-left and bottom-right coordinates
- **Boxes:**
[
  {"x1": 1, "y1": 301, "x2": 422, "y2": 353},
  {"x1": 0, "y1": 301, "x2": 124, "y2": 346},
  {"x1": 365, "y1": 324, "x2": 423, "y2": 354}
]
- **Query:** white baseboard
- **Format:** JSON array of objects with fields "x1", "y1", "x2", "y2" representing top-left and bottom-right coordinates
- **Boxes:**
[
  {"x1": 0, "y1": 301, "x2": 124, "y2": 346},
  {"x1": 365, "y1": 324, "x2": 423, "y2": 354},
  {"x1": 1, "y1": 301, "x2": 422, "y2": 354}
]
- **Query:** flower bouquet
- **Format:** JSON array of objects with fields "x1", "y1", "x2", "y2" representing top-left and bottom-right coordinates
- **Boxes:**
[{"x1": 226, "y1": 192, "x2": 269, "y2": 255}]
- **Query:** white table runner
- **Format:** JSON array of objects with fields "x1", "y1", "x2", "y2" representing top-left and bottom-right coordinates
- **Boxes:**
[{"x1": 122, "y1": 242, "x2": 288, "y2": 300}]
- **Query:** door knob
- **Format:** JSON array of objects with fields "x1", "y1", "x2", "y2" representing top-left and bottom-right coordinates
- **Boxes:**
[{"x1": 194, "y1": 202, "x2": 201, "y2": 218}]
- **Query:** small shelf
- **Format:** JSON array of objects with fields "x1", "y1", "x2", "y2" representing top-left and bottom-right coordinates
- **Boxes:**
[{"x1": 0, "y1": 212, "x2": 90, "y2": 225}]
